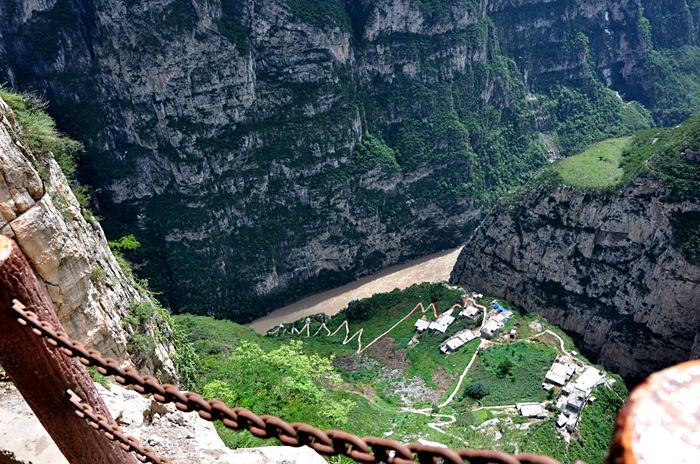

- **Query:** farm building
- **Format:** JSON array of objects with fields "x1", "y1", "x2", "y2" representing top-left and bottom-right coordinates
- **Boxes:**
[
  {"x1": 574, "y1": 367, "x2": 604, "y2": 393},
  {"x1": 440, "y1": 330, "x2": 477, "y2": 354},
  {"x1": 567, "y1": 388, "x2": 587, "y2": 412},
  {"x1": 429, "y1": 311, "x2": 456, "y2": 333},
  {"x1": 481, "y1": 319, "x2": 504, "y2": 339},
  {"x1": 544, "y1": 360, "x2": 576, "y2": 386},
  {"x1": 556, "y1": 413, "x2": 568, "y2": 428},
  {"x1": 414, "y1": 317, "x2": 430, "y2": 333},
  {"x1": 460, "y1": 305, "x2": 480, "y2": 320},
  {"x1": 494, "y1": 311, "x2": 512, "y2": 323},
  {"x1": 517, "y1": 403, "x2": 546, "y2": 419}
]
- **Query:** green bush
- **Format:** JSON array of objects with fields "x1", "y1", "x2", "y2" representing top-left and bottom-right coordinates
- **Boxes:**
[
  {"x1": 202, "y1": 340, "x2": 354, "y2": 448},
  {"x1": 497, "y1": 358, "x2": 514, "y2": 377},
  {"x1": 0, "y1": 87, "x2": 83, "y2": 181},
  {"x1": 465, "y1": 380, "x2": 490, "y2": 400}
]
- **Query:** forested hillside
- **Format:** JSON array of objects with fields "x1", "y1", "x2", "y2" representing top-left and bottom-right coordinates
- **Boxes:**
[{"x1": 1, "y1": 0, "x2": 699, "y2": 320}]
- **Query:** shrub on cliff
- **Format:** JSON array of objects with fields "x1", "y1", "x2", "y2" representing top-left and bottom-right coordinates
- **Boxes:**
[{"x1": 0, "y1": 87, "x2": 83, "y2": 181}]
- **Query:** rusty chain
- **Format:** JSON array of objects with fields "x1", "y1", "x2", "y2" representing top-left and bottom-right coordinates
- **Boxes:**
[
  {"x1": 66, "y1": 389, "x2": 171, "y2": 464},
  {"x1": 12, "y1": 300, "x2": 568, "y2": 464}
]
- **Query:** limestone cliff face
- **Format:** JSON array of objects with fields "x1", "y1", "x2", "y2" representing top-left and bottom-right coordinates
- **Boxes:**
[
  {"x1": 0, "y1": 97, "x2": 176, "y2": 379},
  {"x1": 0, "y1": 0, "x2": 697, "y2": 320},
  {"x1": 450, "y1": 175, "x2": 700, "y2": 383}
]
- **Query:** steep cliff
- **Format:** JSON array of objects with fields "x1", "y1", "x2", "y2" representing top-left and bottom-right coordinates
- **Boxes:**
[
  {"x1": 451, "y1": 116, "x2": 700, "y2": 383},
  {"x1": 0, "y1": 92, "x2": 177, "y2": 379},
  {"x1": 0, "y1": 0, "x2": 698, "y2": 321}
]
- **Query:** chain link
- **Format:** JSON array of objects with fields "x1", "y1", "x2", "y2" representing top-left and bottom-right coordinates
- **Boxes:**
[
  {"x1": 66, "y1": 389, "x2": 171, "y2": 464},
  {"x1": 12, "y1": 300, "x2": 568, "y2": 464}
]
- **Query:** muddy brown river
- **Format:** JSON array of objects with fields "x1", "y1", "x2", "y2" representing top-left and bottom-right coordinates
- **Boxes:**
[{"x1": 248, "y1": 247, "x2": 463, "y2": 334}]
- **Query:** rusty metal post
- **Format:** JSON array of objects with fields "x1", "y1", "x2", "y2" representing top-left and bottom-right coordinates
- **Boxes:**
[
  {"x1": 607, "y1": 359, "x2": 700, "y2": 464},
  {"x1": 0, "y1": 235, "x2": 139, "y2": 464}
]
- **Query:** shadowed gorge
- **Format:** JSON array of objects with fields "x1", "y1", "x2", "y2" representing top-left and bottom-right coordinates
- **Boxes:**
[{"x1": 2, "y1": 0, "x2": 699, "y2": 321}]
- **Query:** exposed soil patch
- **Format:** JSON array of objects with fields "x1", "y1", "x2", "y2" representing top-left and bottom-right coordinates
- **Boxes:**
[
  {"x1": 364, "y1": 337, "x2": 409, "y2": 371},
  {"x1": 378, "y1": 368, "x2": 439, "y2": 406},
  {"x1": 332, "y1": 355, "x2": 378, "y2": 373},
  {"x1": 432, "y1": 365, "x2": 453, "y2": 398}
]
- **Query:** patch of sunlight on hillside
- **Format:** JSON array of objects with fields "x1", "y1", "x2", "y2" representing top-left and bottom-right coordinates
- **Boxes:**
[{"x1": 555, "y1": 137, "x2": 633, "y2": 188}]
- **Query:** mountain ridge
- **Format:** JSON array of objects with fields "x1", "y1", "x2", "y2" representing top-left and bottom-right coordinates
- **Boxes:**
[
  {"x1": 450, "y1": 115, "x2": 700, "y2": 383},
  {"x1": 3, "y1": 0, "x2": 699, "y2": 320}
]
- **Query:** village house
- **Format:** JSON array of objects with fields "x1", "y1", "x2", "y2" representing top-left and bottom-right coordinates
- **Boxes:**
[
  {"x1": 566, "y1": 388, "x2": 587, "y2": 412},
  {"x1": 459, "y1": 305, "x2": 480, "y2": 320},
  {"x1": 517, "y1": 403, "x2": 547, "y2": 419},
  {"x1": 574, "y1": 366, "x2": 604, "y2": 393},
  {"x1": 544, "y1": 360, "x2": 576, "y2": 386},
  {"x1": 429, "y1": 310, "x2": 456, "y2": 333},
  {"x1": 414, "y1": 317, "x2": 430, "y2": 333},
  {"x1": 480, "y1": 319, "x2": 503, "y2": 339},
  {"x1": 556, "y1": 413, "x2": 568, "y2": 428},
  {"x1": 494, "y1": 311, "x2": 511, "y2": 324},
  {"x1": 440, "y1": 330, "x2": 477, "y2": 354}
]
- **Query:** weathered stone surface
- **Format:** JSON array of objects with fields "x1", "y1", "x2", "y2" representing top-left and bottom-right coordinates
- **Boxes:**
[
  {"x1": 2, "y1": 0, "x2": 690, "y2": 321},
  {"x1": 0, "y1": 381, "x2": 326, "y2": 464},
  {"x1": 451, "y1": 177, "x2": 700, "y2": 383},
  {"x1": 0, "y1": 97, "x2": 176, "y2": 379}
]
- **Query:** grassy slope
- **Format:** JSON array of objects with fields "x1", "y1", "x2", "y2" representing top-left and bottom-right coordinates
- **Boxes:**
[
  {"x1": 178, "y1": 283, "x2": 628, "y2": 464},
  {"x1": 555, "y1": 137, "x2": 632, "y2": 188},
  {"x1": 531, "y1": 112, "x2": 700, "y2": 195},
  {"x1": 463, "y1": 342, "x2": 557, "y2": 406}
]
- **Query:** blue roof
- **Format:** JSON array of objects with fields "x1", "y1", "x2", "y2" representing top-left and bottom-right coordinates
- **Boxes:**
[{"x1": 492, "y1": 303, "x2": 509, "y2": 313}]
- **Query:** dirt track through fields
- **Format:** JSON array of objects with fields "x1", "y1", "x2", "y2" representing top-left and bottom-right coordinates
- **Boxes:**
[{"x1": 249, "y1": 247, "x2": 462, "y2": 333}]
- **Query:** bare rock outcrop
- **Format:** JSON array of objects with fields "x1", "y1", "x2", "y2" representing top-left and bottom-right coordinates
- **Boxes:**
[
  {"x1": 0, "y1": 96, "x2": 176, "y2": 379},
  {"x1": 451, "y1": 175, "x2": 700, "y2": 383}
]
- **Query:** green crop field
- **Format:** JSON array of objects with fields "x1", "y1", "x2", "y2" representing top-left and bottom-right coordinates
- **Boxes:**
[
  {"x1": 555, "y1": 136, "x2": 633, "y2": 188},
  {"x1": 461, "y1": 342, "x2": 557, "y2": 406}
]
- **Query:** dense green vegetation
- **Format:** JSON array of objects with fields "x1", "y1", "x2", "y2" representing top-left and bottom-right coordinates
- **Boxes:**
[
  {"x1": 286, "y1": 0, "x2": 350, "y2": 29},
  {"x1": 0, "y1": 87, "x2": 83, "y2": 181},
  {"x1": 461, "y1": 342, "x2": 557, "y2": 406},
  {"x1": 555, "y1": 137, "x2": 632, "y2": 188},
  {"x1": 175, "y1": 284, "x2": 627, "y2": 464},
  {"x1": 203, "y1": 341, "x2": 354, "y2": 447},
  {"x1": 415, "y1": 0, "x2": 479, "y2": 23},
  {"x1": 176, "y1": 313, "x2": 446, "y2": 451},
  {"x1": 545, "y1": 82, "x2": 651, "y2": 156},
  {"x1": 644, "y1": 46, "x2": 700, "y2": 126}
]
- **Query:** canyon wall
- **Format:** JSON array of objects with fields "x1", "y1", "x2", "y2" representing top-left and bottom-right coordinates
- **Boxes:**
[
  {"x1": 0, "y1": 0, "x2": 698, "y2": 320},
  {"x1": 451, "y1": 122, "x2": 700, "y2": 382}
]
